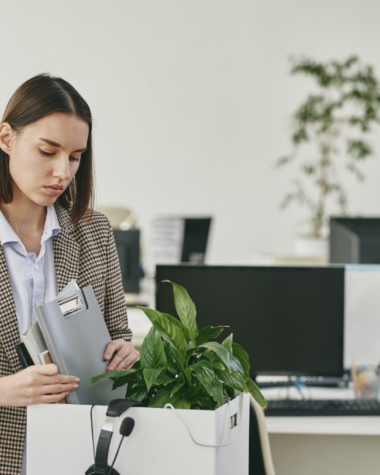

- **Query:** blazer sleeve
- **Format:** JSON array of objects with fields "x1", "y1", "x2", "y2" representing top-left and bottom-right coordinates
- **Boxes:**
[{"x1": 103, "y1": 219, "x2": 133, "y2": 341}]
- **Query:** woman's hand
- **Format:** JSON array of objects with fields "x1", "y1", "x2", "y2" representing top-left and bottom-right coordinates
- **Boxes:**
[
  {"x1": 0, "y1": 364, "x2": 79, "y2": 407},
  {"x1": 104, "y1": 340, "x2": 140, "y2": 371}
]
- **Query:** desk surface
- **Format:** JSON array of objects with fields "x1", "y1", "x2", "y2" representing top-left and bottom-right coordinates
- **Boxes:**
[
  {"x1": 262, "y1": 385, "x2": 380, "y2": 436},
  {"x1": 266, "y1": 416, "x2": 380, "y2": 436}
]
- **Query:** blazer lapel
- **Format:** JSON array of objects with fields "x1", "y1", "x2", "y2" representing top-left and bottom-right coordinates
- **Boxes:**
[
  {"x1": 0, "y1": 245, "x2": 23, "y2": 372},
  {"x1": 53, "y1": 205, "x2": 80, "y2": 293}
]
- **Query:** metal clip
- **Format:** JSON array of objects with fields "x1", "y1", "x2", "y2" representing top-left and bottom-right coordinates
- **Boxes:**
[{"x1": 59, "y1": 295, "x2": 83, "y2": 316}]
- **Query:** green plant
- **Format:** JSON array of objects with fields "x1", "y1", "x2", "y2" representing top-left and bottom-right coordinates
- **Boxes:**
[
  {"x1": 278, "y1": 55, "x2": 380, "y2": 238},
  {"x1": 90, "y1": 281, "x2": 266, "y2": 410}
]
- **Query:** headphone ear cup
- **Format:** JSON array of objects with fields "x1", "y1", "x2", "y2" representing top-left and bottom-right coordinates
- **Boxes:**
[
  {"x1": 85, "y1": 465, "x2": 96, "y2": 475},
  {"x1": 85, "y1": 465, "x2": 121, "y2": 475}
]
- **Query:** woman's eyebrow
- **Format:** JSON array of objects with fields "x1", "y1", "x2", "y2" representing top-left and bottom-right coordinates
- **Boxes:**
[{"x1": 39, "y1": 137, "x2": 87, "y2": 153}]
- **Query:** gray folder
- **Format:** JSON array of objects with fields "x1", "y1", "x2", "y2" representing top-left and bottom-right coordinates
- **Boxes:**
[{"x1": 35, "y1": 285, "x2": 126, "y2": 405}]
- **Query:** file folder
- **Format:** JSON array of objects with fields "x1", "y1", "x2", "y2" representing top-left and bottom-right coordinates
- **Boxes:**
[{"x1": 35, "y1": 285, "x2": 126, "y2": 405}]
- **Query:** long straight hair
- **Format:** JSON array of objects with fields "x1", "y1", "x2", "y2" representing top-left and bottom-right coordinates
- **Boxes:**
[{"x1": 0, "y1": 73, "x2": 94, "y2": 224}]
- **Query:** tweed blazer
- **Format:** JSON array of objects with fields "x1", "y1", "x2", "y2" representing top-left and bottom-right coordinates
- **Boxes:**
[{"x1": 0, "y1": 204, "x2": 132, "y2": 475}]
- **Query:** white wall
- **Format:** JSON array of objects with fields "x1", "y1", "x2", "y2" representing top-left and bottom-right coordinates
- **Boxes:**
[{"x1": 1, "y1": 0, "x2": 380, "y2": 264}]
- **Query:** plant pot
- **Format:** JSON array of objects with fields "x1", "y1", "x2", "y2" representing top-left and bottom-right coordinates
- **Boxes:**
[
  {"x1": 293, "y1": 235, "x2": 329, "y2": 257},
  {"x1": 27, "y1": 393, "x2": 249, "y2": 475}
]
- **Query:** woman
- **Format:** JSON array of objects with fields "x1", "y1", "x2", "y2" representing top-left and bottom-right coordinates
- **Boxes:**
[{"x1": 0, "y1": 74, "x2": 140, "y2": 474}]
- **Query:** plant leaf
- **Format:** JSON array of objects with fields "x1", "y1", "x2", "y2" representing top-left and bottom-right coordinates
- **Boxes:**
[
  {"x1": 164, "y1": 342, "x2": 184, "y2": 374},
  {"x1": 191, "y1": 394, "x2": 217, "y2": 410},
  {"x1": 112, "y1": 370, "x2": 142, "y2": 390},
  {"x1": 126, "y1": 383, "x2": 148, "y2": 402},
  {"x1": 164, "y1": 281, "x2": 198, "y2": 346},
  {"x1": 154, "y1": 373, "x2": 176, "y2": 386},
  {"x1": 143, "y1": 368, "x2": 165, "y2": 391},
  {"x1": 222, "y1": 334, "x2": 233, "y2": 357},
  {"x1": 195, "y1": 326, "x2": 227, "y2": 346},
  {"x1": 247, "y1": 378, "x2": 267, "y2": 409},
  {"x1": 185, "y1": 382, "x2": 203, "y2": 399},
  {"x1": 211, "y1": 362, "x2": 225, "y2": 371},
  {"x1": 89, "y1": 368, "x2": 138, "y2": 387},
  {"x1": 230, "y1": 355, "x2": 245, "y2": 376},
  {"x1": 148, "y1": 385, "x2": 182, "y2": 408},
  {"x1": 232, "y1": 343, "x2": 250, "y2": 376},
  {"x1": 183, "y1": 367, "x2": 192, "y2": 385},
  {"x1": 140, "y1": 327, "x2": 167, "y2": 370},
  {"x1": 163, "y1": 313, "x2": 191, "y2": 343},
  {"x1": 201, "y1": 342, "x2": 231, "y2": 371},
  {"x1": 170, "y1": 379, "x2": 186, "y2": 398},
  {"x1": 215, "y1": 369, "x2": 248, "y2": 393},
  {"x1": 137, "y1": 307, "x2": 188, "y2": 358},
  {"x1": 174, "y1": 396, "x2": 191, "y2": 409},
  {"x1": 190, "y1": 360, "x2": 215, "y2": 386}
]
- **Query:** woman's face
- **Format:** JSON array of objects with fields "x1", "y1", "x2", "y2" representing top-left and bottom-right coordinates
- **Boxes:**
[{"x1": 0, "y1": 112, "x2": 89, "y2": 207}]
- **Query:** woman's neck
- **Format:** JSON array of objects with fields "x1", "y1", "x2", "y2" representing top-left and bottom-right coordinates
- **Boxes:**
[{"x1": 0, "y1": 193, "x2": 47, "y2": 255}]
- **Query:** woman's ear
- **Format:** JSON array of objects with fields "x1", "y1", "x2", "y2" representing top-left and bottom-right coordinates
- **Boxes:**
[{"x1": 0, "y1": 123, "x2": 15, "y2": 154}]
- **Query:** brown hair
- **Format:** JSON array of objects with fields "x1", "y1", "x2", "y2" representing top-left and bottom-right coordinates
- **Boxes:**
[{"x1": 0, "y1": 73, "x2": 94, "y2": 224}]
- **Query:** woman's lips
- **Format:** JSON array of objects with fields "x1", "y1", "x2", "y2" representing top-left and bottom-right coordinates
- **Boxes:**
[{"x1": 44, "y1": 186, "x2": 63, "y2": 196}]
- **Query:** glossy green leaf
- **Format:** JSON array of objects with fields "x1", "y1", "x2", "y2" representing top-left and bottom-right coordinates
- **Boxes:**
[
  {"x1": 201, "y1": 342, "x2": 231, "y2": 371},
  {"x1": 164, "y1": 342, "x2": 184, "y2": 374},
  {"x1": 191, "y1": 394, "x2": 217, "y2": 410},
  {"x1": 148, "y1": 385, "x2": 182, "y2": 408},
  {"x1": 154, "y1": 373, "x2": 176, "y2": 386},
  {"x1": 170, "y1": 379, "x2": 186, "y2": 398},
  {"x1": 232, "y1": 342, "x2": 250, "y2": 376},
  {"x1": 247, "y1": 378, "x2": 267, "y2": 409},
  {"x1": 112, "y1": 371, "x2": 142, "y2": 390},
  {"x1": 211, "y1": 362, "x2": 225, "y2": 371},
  {"x1": 215, "y1": 369, "x2": 248, "y2": 393},
  {"x1": 143, "y1": 368, "x2": 165, "y2": 391},
  {"x1": 190, "y1": 360, "x2": 215, "y2": 385},
  {"x1": 193, "y1": 370, "x2": 225, "y2": 407},
  {"x1": 185, "y1": 382, "x2": 203, "y2": 399},
  {"x1": 183, "y1": 367, "x2": 192, "y2": 385},
  {"x1": 164, "y1": 281, "x2": 198, "y2": 346},
  {"x1": 137, "y1": 307, "x2": 188, "y2": 358},
  {"x1": 140, "y1": 327, "x2": 167, "y2": 370},
  {"x1": 195, "y1": 326, "x2": 227, "y2": 346},
  {"x1": 89, "y1": 368, "x2": 138, "y2": 387},
  {"x1": 230, "y1": 355, "x2": 245, "y2": 376},
  {"x1": 163, "y1": 313, "x2": 191, "y2": 343},
  {"x1": 173, "y1": 396, "x2": 191, "y2": 409},
  {"x1": 126, "y1": 384, "x2": 147, "y2": 402},
  {"x1": 222, "y1": 334, "x2": 233, "y2": 357}
]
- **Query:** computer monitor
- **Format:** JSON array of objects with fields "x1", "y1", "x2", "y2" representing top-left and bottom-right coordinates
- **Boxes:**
[
  {"x1": 113, "y1": 229, "x2": 140, "y2": 293},
  {"x1": 181, "y1": 218, "x2": 212, "y2": 263},
  {"x1": 156, "y1": 265, "x2": 345, "y2": 377},
  {"x1": 330, "y1": 217, "x2": 380, "y2": 264}
]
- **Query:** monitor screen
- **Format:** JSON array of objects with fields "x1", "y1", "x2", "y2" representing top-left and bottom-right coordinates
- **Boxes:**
[
  {"x1": 113, "y1": 229, "x2": 140, "y2": 294},
  {"x1": 181, "y1": 218, "x2": 212, "y2": 264},
  {"x1": 156, "y1": 265, "x2": 345, "y2": 377},
  {"x1": 330, "y1": 217, "x2": 380, "y2": 264}
]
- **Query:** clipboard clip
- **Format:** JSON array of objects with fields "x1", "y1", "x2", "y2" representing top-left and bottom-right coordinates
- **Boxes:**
[{"x1": 59, "y1": 294, "x2": 83, "y2": 316}]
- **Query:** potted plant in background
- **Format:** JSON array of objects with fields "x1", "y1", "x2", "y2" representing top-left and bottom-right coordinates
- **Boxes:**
[
  {"x1": 278, "y1": 55, "x2": 380, "y2": 257},
  {"x1": 91, "y1": 281, "x2": 266, "y2": 410}
]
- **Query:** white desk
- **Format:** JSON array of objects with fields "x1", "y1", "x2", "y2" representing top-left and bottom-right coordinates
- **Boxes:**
[{"x1": 262, "y1": 386, "x2": 380, "y2": 475}]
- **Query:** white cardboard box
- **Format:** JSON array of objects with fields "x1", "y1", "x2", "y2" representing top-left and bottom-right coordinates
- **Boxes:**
[{"x1": 27, "y1": 392, "x2": 249, "y2": 475}]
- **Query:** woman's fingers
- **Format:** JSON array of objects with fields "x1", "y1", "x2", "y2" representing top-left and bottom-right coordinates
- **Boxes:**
[
  {"x1": 40, "y1": 391, "x2": 70, "y2": 404},
  {"x1": 39, "y1": 373, "x2": 80, "y2": 386},
  {"x1": 106, "y1": 340, "x2": 139, "y2": 371},
  {"x1": 113, "y1": 350, "x2": 140, "y2": 370},
  {"x1": 37, "y1": 382, "x2": 79, "y2": 396}
]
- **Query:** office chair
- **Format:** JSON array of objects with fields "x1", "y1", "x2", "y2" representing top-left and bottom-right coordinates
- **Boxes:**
[{"x1": 249, "y1": 395, "x2": 276, "y2": 475}]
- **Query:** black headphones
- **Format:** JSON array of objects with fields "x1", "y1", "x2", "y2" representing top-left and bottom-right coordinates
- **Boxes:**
[{"x1": 86, "y1": 399, "x2": 145, "y2": 475}]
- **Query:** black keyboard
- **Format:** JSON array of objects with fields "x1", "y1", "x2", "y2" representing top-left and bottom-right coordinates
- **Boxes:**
[{"x1": 265, "y1": 399, "x2": 380, "y2": 416}]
